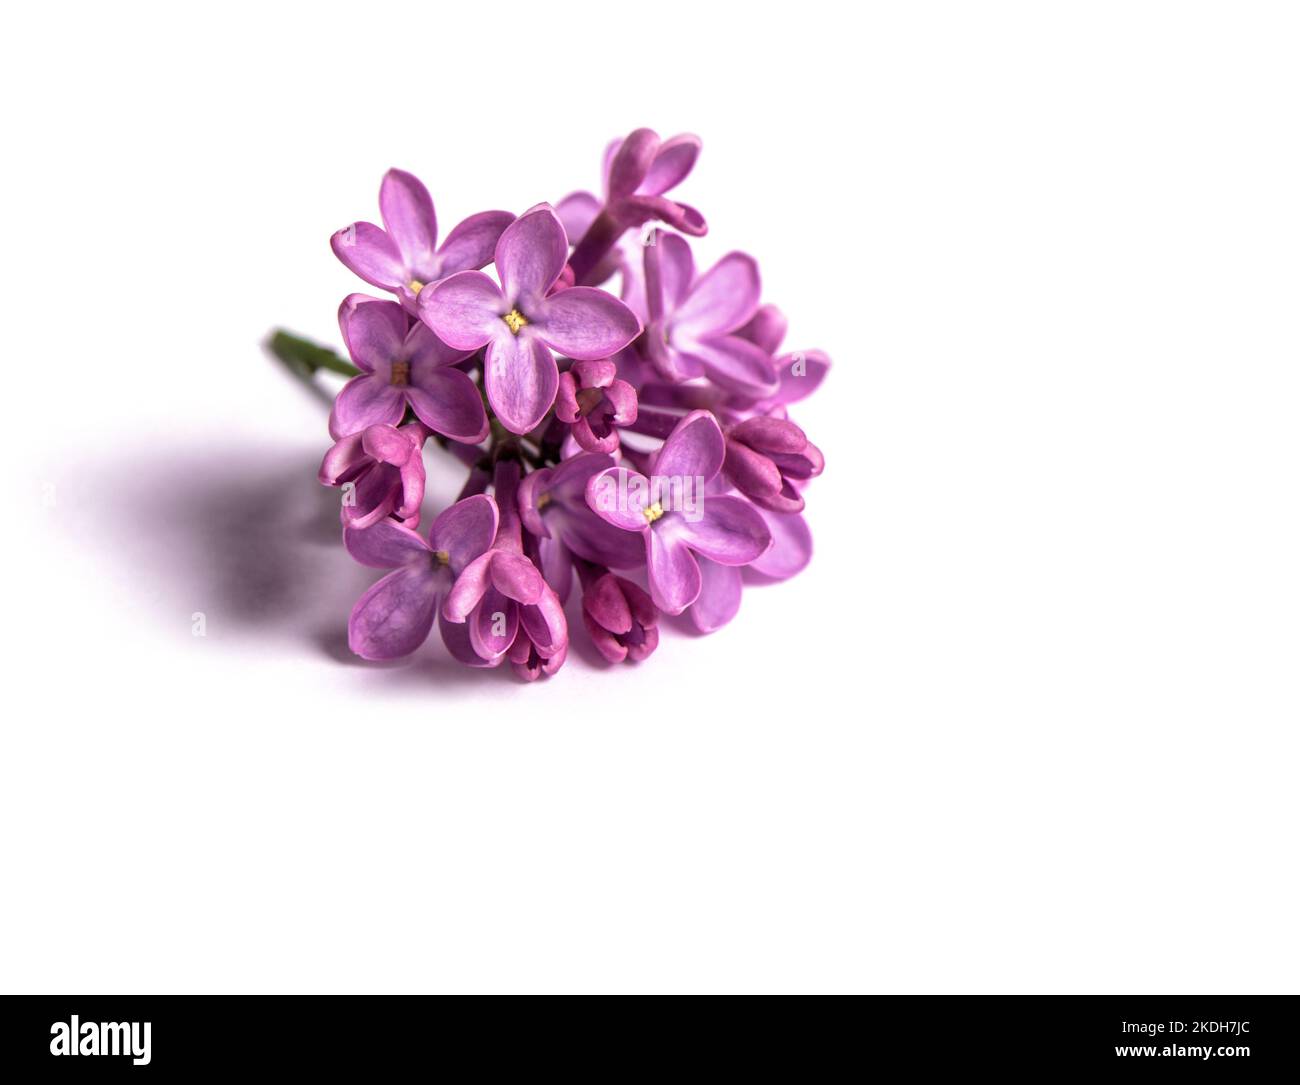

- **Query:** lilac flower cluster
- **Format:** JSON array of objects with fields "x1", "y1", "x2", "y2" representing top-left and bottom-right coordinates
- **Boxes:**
[{"x1": 314, "y1": 129, "x2": 828, "y2": 679}]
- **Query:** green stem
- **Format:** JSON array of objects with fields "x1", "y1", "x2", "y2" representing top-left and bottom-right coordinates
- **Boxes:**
[{"x1": 266, "y1": 329, "x2": 360, "y2": 378}]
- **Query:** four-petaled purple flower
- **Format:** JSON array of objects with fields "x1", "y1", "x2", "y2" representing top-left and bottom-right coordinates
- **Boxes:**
[
  {"x1": 330, "y1": 295, "x2": 489, "y2": 443},
  {"x1": 331, "y1": 168, "x2": 513, "y2": 313},
  {"x1": 585, "y1": 411, "x2": 772, "y2": 614},
  {"x1": 632, "y1": 233, "x2": 778, "y2": 399},
  {"x1": 555, "y1": 359, "x2": 638, "y2": 453},
  {"x1": 345, "y1": 494, "x2": 498, "y2": 660},
  {"x1": 419, "y1": 204, "x2": 641, "y2": 435}
]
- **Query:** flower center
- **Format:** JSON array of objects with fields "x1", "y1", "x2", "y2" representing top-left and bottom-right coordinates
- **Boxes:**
[
  {"x1": 408, "y1": 279, "x2": 425, "y2": 294},
  {"x1": 433, "y1": 550, "x2": 450, "y2": 565},
  {"x1": 575, "y1": 387, "x2": 604, "y2": 416},
  {"x1": 644, "y1": 501, "x2": 664, "y2": 524},
  {"x1": 536, "y1": 492, "x2": 552, "y2": 511},
  {"x1": 390, "y1": 360, "x2": 410, "y2": 386},
  {"x1": 503, "y1": 308, "x2": 528, "y2": 335}
]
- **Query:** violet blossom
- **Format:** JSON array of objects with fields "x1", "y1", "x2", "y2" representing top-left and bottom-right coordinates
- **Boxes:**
[
  {"x1": 331, "y1": 168, "x2": 513, "y2": 313},
  {"x1": 419, "y1": 205, "x2": 641, "y2": 434},
  {"x1": 330, "y1": 294, "x2": 488, "y2": 444},
  {"x1": 269, "y1": 130, "x2": 829, "y2": 679}
]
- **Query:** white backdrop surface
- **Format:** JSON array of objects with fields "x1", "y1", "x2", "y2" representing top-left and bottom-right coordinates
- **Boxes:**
[{"x1": 2, "y1": 1, "x2": 1297, "y2": 992}]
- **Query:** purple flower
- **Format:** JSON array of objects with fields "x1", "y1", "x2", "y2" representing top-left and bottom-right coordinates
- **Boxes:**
[
  {"x1": 344, "y1": 494, "x2": 498, "y2": 660},
  {"x1": 585, "y1": 410, "x2": 771, "y2": 614},
  {"x1": 319, "y1": 421, "x2": 427, "y2": 530},
  {"x1": 633, "y1": 233, "x2": 778, "y2": 399},
  {"x1": 419, "y1": 205, "x2": 642, "y2": 435},
  {"x1": 722, "y1": 415, "x2": 824, "y2": 513},
  {"x1": 331, "y1": 168, "x2": 513, "y2": 312},
  {"x1": 600, "y1": 128, "x2": 707, "y2": 236},
  {"x1": 330, "y1": 295, "x2": 489, "y2": 444},
  {"x1": 442, "y1": 461, "x2": 568, "y2": 670},
  {"x1": 581, "y1": 570, "x2": 659, "y2": 664},
  {"x1": 555, "y1": 359, "x2": 638, "y2": 453},
  {"x1": 518, "y1": 452, "x2": 645, "y2": 602}
]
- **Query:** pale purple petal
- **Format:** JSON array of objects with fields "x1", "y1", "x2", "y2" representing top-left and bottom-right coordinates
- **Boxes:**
[
  {"x1": 646, "y1": 233, "x2": 695, "y2": 319},
  {"x1": 419, "y1": 270, "x2": 506, "y2": 350},
  {"x1": 533, "y1": 287, "x2": 641, "y2": 360},
  {"x1": 690, "y1": 557, "x2": 742, "y2": 633},
  {"x1": 490, "y1": 550, "x2": 544, "y2": 604},
  {"x1": 339, "y1": 296, "x2": 407, "y2": 373},
  {"x1": 646, "y1": 530, "x2": 701, "y2": 614},
  {"x1": 379, "y1": 168, "x2": 437, "y2": 273},
  {"x1": 651, "y1": 410, "x2": 725, "y2": 483},
  {"x1": 519, "y1": 587, "x2": 567, "y2": 656},
  {"x1": 737, "y1": 303, "x2": 788, "y2": 355},
  {"x1": 673, "y1": 494, "x2": 772, "y2": 566},
  {"x1": 439, "y1": 610, "x2": 494, "y2": 667},
  {"x1": 640, "y1": 134, "x2": 701, "y2": 196},
  {"x1": 606, "y1": 128, "x2": 659, "y2": 199},
  {"x1": 484, "y1": 333, "x2": 558, "y2": 434},
  {"x1": 344, "y1": 520, "x2": 431, "y2": 569},
  {"x1": 586, "y1": 466, "x2": 653, "y2": 532},
  {"x1": 556, "y1": 191, "x2": 601, "y2": 240},
  {"x1": 318, "y1": 430, "x2": 365, "y2": 484},
  {"x1": 673, "y1": 252, "x2": 761, "y2": 338},
  {"x1": 331, "y1": 221, "x2": 406, "y2": 291},
  {"x1": 495, "y1": 204, "x2": 568, "y2": 302},
  {"x1": 427, "y1": 494, "x2": 498, "y2": 573},
  {"x1": 769, "y1": 349, "x2": 831, "y2": 405},
  {"x1": 328, "y1": 375, "x2": 405, "y2": 439},
  {"x1": 751, "y1": 510, "x2": 813, "y2": 580},
  {"x1": 436, "y1": 210, "x2": 515, "y2": 275},
  {"x1": 681, "y1": 336, "x2": 779, "y2": 398},
  {"x1": 406, "y1": 366, "x2": 489, "y2": 443},
  {"x1": 348, "y1": 564, "x2": 440, "y2": 660},
  {"x1": 470, "y1": 589, "x2": 517, "y2": 660}
]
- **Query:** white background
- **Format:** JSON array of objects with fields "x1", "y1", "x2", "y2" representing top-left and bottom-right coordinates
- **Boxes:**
[{"x1": 2, "y1": 1, "x2": 1297, "y2": 993}]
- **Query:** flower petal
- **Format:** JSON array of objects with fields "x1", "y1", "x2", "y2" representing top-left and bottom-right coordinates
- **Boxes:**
[
  {"x1": 751, "y1": 509, "x2": 812, "y2": 580},
  {"x1": 427, "y1": 493, "x2": 498, "y2": 573},
  {"x1": 652, "y1": 409, "x2": 725, "y2": 483},
  {"x1": 470, "y1": 589, "x2": 517, "y2": 660},
  {"x1": 533, "y1": 287, "x2": 641, "y2": 360},
  {"x1": 586, "y1": 466, "x2": 653, "y2": 532},
  {"x1": 407, "y1": 366, "x2": 489, "y2": 444},
  {"x1": 418, "y1": 270, "x2": 505, "y2": 351},
  {"x1": 770, "y1": 349, "x2": 831, "y2": 405},
  {"x1": 484, "y1": 333, "x2": 558, "y2": 434},
  {"x1": 328, "y1": 375, "x2": 405, "y2": 439},
  {"x1": 681, "y1": 336, "x2": 779, "y2": 398},
  {"x1": 405, "y1": 322, "x2": 473, "y2": 370},
  {"x1": 331, "y1": 221, "x2": 406, "y2": 291},
  {"x1": 673, "y1": 494, "x2": 772, "y2": 566},
  {"x1": 556, "y1": 191, "x2": 601, "y2": 240},
  {"x1": 640, "y1": 133, "x2": 701, "y2": 196},
  {"x1": 490, "y1": 550, "x2": 544, "y2": 604},
  {"x1": 495, "y1": 204, "x2": 568, "y2": 303},
  {"x1": 689, "y1": 557, "x2": 742, "y2": 633},
  {"x1": 348, "y1": 564, "x2": 439, "y2": 660},
  {"x1": 379, "y1": 168, "x2": 437, "y2": 274},
  {"x1": 645, "y1": 232, "x2": 695, "y2": 319},
  {"x1": 339, "y1": 296, "x2": 408, "y2": 373},
  {"x1": 344, "y1": 519, "x2": 432, "y2": 568},
  {"x1": 673, "y1": 251, "x2": 761, "y2": 339},
  {"x1": 736, "y1": 303, "x2": 788, "y2": 355},
  {"x1": 436, "y1": 210, "x2": 516, "y2": 275},
  {"x1": 606, "y1": 128, "x2": 659, "y2": 200},
  {"x1": 646, "y1": 530, "x2": 701, "y2": 614}
]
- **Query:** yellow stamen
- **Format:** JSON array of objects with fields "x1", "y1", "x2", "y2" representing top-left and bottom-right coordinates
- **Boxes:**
[
  {"x1": 503, "y1": 308, "x2": 528, "y2": 334},
  {"x1": 536, "y1": 492, "x2": 552, "y2": 510},
  {"x1": 644, "y1": 501, "x2": 664, "y2": 524},
  {"x1": 408, "y1": 279, "x2": 425, "y2": 294},
  {"x1": 390, "y1": 360, "x2": 410, "y2": 386},
  {"x1": 433, "y1": 550, "x2": 450, "y2": 565}
]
